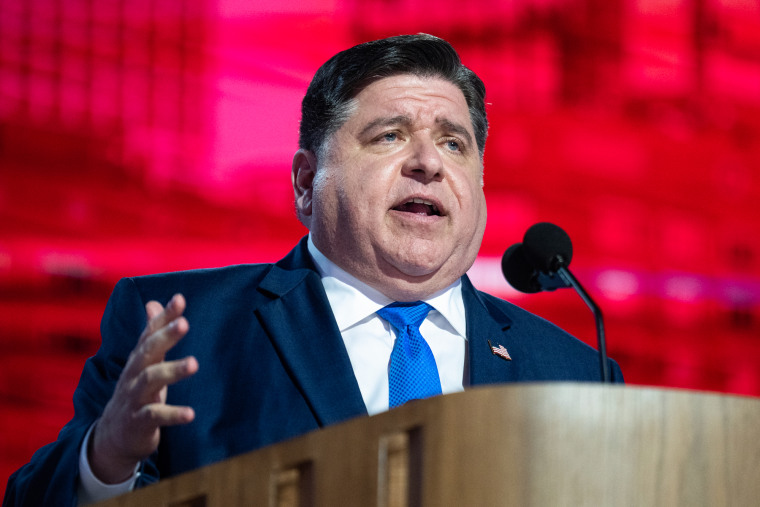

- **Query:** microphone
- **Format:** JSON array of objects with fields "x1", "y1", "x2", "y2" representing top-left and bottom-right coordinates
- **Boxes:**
[
  {"x1": 523, "y1": 222, "x2": 573, "y2": 272},
  {"x1": 501, "y1": 243, "x2": 541, "y2": 294},
  {"x1": 501, "y1": 223, "x2": 573, "y2": 293},
  {"x1": 501, "y1": 223, "x2": 612, "y2": 383}
]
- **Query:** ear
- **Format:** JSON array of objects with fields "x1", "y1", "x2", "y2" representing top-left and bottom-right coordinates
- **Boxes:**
[{"x1": 292, "y1": 149, "x2": 318, "y2": 224}]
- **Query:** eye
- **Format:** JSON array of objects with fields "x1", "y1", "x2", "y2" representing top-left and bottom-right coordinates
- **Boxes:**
[
  {"x1": 380, "y1": 132, "x2": 398, "y2": 143},
  {"x1": 444, "y1": 139, "x2": 461, "y2": 152}
]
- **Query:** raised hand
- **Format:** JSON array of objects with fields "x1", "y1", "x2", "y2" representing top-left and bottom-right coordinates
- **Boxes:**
[{"x1": 89, "y1": 294, "x2": 198, "y2": 483}]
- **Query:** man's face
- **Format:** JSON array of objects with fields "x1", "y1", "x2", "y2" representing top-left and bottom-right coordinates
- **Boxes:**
[{"x1": 293, "y1": 74, "x2": 487, "y2": 301}]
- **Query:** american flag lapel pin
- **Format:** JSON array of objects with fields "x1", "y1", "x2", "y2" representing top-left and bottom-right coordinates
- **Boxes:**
[{"x1": 488, "y1": 340, "x2": 512, "y2": 361}]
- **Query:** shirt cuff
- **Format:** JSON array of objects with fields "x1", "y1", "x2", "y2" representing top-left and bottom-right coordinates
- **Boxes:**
[{"x1": 77, "y1": 421, "x2": 140, "y2": 505}]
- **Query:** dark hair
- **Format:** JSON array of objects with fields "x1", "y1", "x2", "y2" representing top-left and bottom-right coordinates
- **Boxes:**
[{"x1": 299, "y1": 34, "x2": 488, "y2": 157}]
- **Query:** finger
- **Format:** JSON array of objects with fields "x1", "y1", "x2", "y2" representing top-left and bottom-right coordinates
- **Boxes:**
[
  {"x1": 145, "y1": 300, "x2": 164, "y2": 322},
  {"x1": 134, "y1": 356, "x2": 199, "y2": 405},
  {"x1": 141, "y1": 294, "x2": 186, "y2": 340},
  {"x1": 136, "y1": 301, "x2": 164, "y2": 345},
  {"x1": 134, "y1": 402, "x2": 196, "y2": 430},
  {"x1": 129, "y1": 316, "x2": 190, "y2": 372}
]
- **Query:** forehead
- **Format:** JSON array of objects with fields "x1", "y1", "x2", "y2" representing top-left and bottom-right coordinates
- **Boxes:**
[{"x1": 347, "y1": 74, "x2": 472, "y2": 130}]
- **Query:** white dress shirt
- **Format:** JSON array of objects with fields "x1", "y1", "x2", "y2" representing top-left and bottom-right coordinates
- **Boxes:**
[
  {"x1": 307, "y1": 236, "x2": 468, "y2": 415},
  {"x1": 77, "y1": 237, "x2": 468, "y2": 503}
]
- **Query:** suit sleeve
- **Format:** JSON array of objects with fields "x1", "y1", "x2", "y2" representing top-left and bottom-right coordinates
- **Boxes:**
[
  {"x1": 3, "y1": 278, "x2": 160, "y2": 506},
  {"x1": 610, "y1": 358, "x2": 625, "y2": 383}
]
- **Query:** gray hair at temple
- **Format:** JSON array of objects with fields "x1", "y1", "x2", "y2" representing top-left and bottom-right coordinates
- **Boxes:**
[{"x1": 298, "y1": 33, "x2": 488, "y2": 159}]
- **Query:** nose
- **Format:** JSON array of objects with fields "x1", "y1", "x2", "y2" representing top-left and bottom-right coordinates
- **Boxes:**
[{"x1": 401, "y1": 136, "x2": 444, "y2": 182}]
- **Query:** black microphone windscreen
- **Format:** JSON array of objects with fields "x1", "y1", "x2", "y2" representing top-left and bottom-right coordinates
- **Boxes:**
[
  {"x1": 522, "y1": 222, "x2": 573, "y2": 272},
  {"x1": 501, "y1": 243, "x2": 541, "y2": 293}
]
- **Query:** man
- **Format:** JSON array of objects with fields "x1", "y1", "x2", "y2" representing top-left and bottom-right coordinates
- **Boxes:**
[{"x1": 4, "y1": 34, "x2": 622, "y2": 506}]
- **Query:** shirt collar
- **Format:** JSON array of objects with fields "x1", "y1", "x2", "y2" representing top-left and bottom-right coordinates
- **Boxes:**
[{"x1": 307, "y1": 235, "x2": 467, "y2": 338}]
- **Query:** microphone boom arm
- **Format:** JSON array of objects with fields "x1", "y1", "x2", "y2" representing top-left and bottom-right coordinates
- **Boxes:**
[{"x1": 557, "y1": 267, "x2": 612, "y2": 383}]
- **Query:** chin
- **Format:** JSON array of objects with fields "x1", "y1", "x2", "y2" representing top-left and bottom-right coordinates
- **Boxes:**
[
  {"x1": 388, "y1": 255, "x2": 443, "y2": 278},
  {"x1": 378, "y1": 274, "x2": 456, "y2": 302},
  {"x1": 385, "y1": 240, "x2": 447, "y2": 269},
  {"x1": 387, "y1": 259, "x2": 457, "y2": 290}
]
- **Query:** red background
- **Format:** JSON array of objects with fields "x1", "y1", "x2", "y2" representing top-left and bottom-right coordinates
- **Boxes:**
[{"x1": 2, "y1": 0, "x2": 760, "y2": 495}]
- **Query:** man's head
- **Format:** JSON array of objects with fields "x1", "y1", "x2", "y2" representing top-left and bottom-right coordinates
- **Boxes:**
[
  {"x1": 292, "y1": 34, "x2": 489, "y2": 301},
  {"x1": 299, "y1": 34, "x2": 487, "y2": 159}
]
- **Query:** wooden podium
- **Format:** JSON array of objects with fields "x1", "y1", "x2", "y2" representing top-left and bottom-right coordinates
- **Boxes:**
[{"x1": 95, "y1": 384, "x2": 760, "y2": 507}]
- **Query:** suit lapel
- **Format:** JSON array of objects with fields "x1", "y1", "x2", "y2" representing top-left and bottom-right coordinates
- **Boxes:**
[
  {"x1": 254, "y1": 239, "x2": 368, "y2": 427},
  {"x1": 462, "y1": 276, "x2": 520, "y2": 385},
  {"x1": 253, "y1": 239, "x2": 524, "y2": 421}
]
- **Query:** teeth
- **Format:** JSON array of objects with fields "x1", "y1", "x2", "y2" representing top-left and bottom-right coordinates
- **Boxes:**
[{"x1": 406, "y1": 197, "x2": 439, "y2": 214}]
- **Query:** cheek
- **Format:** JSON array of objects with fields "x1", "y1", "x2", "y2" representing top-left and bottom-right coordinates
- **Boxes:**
[
  {"x1": 476, "y1": 186, "x2": 487, "y2": 215},
  {"x1": 329, "y1": 174, "x2": 379, "y2": 231},
  {"x1": 347, "y1": 164, "x2": 393, "y2": 207},
  {"x1": 311, "y1": 170, "x2": 348, "y2": 231},
  {"x1": 464, "y1": 191, "x2": 488, "y2": 245},
  {"x1": 461, "y1": 178, "x2": 486, "y2": 218},
  {"x1": 311, "y1": 172, "x2": 332, "y2": 212}
]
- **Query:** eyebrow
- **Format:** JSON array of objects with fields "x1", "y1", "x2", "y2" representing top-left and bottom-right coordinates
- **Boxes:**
[
  {"x1": 436, "y1": 118, "x2": 474, "y2": 148},
  {"x1": 358, "y1": 115, "x2": 475, "y2": 148},
  {"x1": 358, "y1": 115, "x2": 412, "y2": 139}
]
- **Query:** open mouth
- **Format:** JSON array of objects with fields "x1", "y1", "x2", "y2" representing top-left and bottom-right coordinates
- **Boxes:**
[{"x1": 392, "y1": 197, "x2": 442, "y2": 217}]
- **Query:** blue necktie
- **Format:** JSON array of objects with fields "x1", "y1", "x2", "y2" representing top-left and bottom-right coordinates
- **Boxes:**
[{"x1": 377, "y1": 302, "x2": 442, "y2": 408}]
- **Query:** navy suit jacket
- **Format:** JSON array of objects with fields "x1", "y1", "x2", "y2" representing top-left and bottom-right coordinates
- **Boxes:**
[{"x1": 4, "y1": 237, "x2": 622, "y2": 506}]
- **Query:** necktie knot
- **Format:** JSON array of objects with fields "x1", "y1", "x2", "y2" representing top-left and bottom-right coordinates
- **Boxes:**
[{"x1": 376, "y1": 301, "x2": 431, "y2": 332}]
